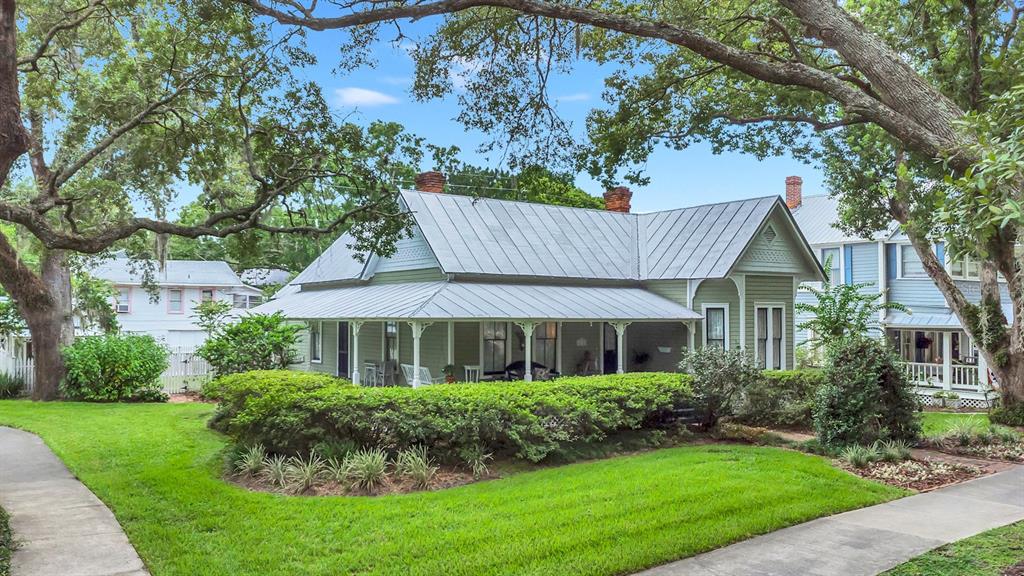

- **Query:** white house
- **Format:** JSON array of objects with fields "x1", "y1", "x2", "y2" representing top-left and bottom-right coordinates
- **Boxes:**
[{"x1": 91, "y1": 258, "x2": 264, "y2": 347}]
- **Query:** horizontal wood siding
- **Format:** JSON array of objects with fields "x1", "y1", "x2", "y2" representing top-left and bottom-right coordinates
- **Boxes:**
[
  {"x1": 850, "y1": 242, "x2": 879, "y2": 292},
  {"x1": 733, "y1": 211, "x2": 811, "y2": 275},
  {"x1": 744, "y1": 275, "x2": 795, "y2": 368},
  {"x1": 643, "y1": 280, "x2": 687, "y2": 305},
  {"x1": 561, "y1": 322, "x2": 601, "y2": 375},
  {"x1": 693, "y1": 279, "x2": 740, "y2": 349},
  {"x1": 309, "y1": 321, "x2": 339, "y2": 376},
  {"x1": 356, "y1": 322, "x2": 383, "y2": 367},
  {"x1": 373, "y1": 226, "x2": 440, "y2": 273},
  {"x1": 368, "y1": 268, "x2": 446, "y2": 285},
  {"x1": 625, "y1": 322, "x2": 686, "y2": 372},
  {"x1": 453, "y1": 322, "x2": 480, "y2": 379}
]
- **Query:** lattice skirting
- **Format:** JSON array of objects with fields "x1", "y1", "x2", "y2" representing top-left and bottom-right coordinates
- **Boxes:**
[{"x1": 915, "y1": 392, "x2": 995, "y2": 410}]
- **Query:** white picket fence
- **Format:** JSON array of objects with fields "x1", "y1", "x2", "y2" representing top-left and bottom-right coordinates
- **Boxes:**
[{"x1": 0, "y1": 346, "x2": 212, "y2": 396}]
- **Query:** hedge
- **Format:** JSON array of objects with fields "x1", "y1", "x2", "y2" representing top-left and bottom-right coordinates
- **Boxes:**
[
  {"x1": 735, "y1": 369, "x2": 824, "y2": 429},
  {"x1": 209, "y1": 371, "x2": 692, "y2": 463}
]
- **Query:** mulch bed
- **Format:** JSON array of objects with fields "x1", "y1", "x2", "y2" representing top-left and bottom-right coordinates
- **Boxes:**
[
  {"x1": 1004, "y1": 561, "x2": 1024, "y2": 576},
  {"x1": 842, "y1": 458, "x2": 987, "y2": 491},
  {"x1": 921, "y1": 439, "x2": 1024, "y2": 463},
  {"x1": 167, "y1": 392, "x2": 215, "y2": 404}
]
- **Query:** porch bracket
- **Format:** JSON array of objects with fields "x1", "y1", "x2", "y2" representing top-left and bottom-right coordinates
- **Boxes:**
[
  {"x1": 611, "y1": 321, "x2": 631, "y2": 375},
  {"x1": 515, "y1": 321, "x2": 537, "y2": 382},
  {"x1": 351, "y1": 320, "x2": 364, "y2": 385}
]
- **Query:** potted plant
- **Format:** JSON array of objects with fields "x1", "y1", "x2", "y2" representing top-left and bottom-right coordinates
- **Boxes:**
[
  {"x1": 933, "y1": 390, "x2": 961, "y2": 410},
  {"x1": 442, "y1": 364, "x2": 457, "y2": 384}
]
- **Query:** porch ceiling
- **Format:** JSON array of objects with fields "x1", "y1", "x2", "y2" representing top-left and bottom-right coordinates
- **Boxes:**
[{"x1": 256, "y1": 281, "x2": 702, "y2": 322}]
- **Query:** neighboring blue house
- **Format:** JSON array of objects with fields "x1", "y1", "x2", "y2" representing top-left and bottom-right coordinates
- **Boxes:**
[{"x1": 787, "y1": 176, "x2": 999, "y2": 407}]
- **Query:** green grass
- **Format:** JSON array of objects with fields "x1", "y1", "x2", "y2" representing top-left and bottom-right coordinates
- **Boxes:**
[
  {"x1": 883, "y1": 521, "x2": 1024, "y2": 575},
  {"x1": 0, "y1": 505, "x2": 11, "y2": 576},
  {"x1": 0, "y1": 400, "x2": 904, "y2": 576},
  {"x1": 921, "y1": 412, "x2": 992, "y2": 436}
]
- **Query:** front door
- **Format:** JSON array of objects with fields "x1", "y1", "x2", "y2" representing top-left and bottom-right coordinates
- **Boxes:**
[
  {"x1": 337, "y1": 321, "x2": 350, "y2": 379},
  {"x1": 603, "y1": 323, "x2": 618, "y2": 374}
]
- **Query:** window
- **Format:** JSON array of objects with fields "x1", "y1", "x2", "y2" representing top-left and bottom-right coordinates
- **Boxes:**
[
  {"x1": 233, "y1": 294, "x2": 248, "y2": 309},
  {"x1": 949, "y1": 255, "x2": 980, "y2": 279},
  {"x1": 384, "y1": 321, "x2": 398, "y2": 363},
  {"x1": 201, "y1": 289, "x2": 215, "y2": 303},
  {"x1": 167, "y1": 289, "x2": 184, "y2": 314},
  {"x1": 482, "y1": 321, "x2": 507, "y2": 372},
  {"x1": 115, "y1": 287, "x2": 131, "y2": 313},
  {"x1": 309, "y1": 321, "x2": 322, "y2": 363},
  {"x1": 820, "y1": 248, "x2": 841, "y2": 284},
  {"x1": 532, "y1": 322, "x2": 557, "y2": 370},
  {"x1": 900, "y1": 245, "x2": 928, "y2": 278},
  {"x1": 756, "y1": 305, "x2": 785, "y2": 369},
  {"x1": 704, "y1": 306, "x2": 727, "y2": 349},
  {"x1": 248, "y1": 295, "x2": 263, "y2": 307}
]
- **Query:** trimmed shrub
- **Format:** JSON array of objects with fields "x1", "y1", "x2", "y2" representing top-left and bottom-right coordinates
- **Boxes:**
[
  {"x1": 679, "y1": 347, "x2": 760, "y2": 429},
  {"x1": 197, "y1": 312, "x2": 302, "y2": 377},
  {"x1": 204, "y1": 370, "x2": 348, "y2": 431},
  {"x1": 212, "y1": 371, "x2": 692, "y2": 463},
  {"x1": 61, "y1": 334, "x2": 169, "y2": 402},
  {"x1": 814, "y1": 336, "x2": 921, "y2": 448},
  {"x1": 991, "y1": 403, "x2": 1024, "y2": 427},
  {"x1": 736, "y1": 369, "x2": 824, "y2": 429}
]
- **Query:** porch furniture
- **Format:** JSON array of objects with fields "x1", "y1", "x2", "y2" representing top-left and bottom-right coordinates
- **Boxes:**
[
  {"x1": 400, "y1": 364, "x2": 445, "y2": 387},
  {"x1": 381, "y1": 360, "x2": 398, "y2": 386},
  {"x1": 505, "y1": 360, "x2": 548, "y2": 381},
  {"x1": 363, "y1": 362, "x2": 382, "y2": 387},
  {"x1": 464, "y1": 365, "x2": 482, "y2": 382}
]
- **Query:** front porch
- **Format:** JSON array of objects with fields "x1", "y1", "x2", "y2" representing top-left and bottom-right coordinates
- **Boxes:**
[
  {"x1": 887, "y1": 328, "x2": 996, "y2": 407},
  {"x1": 308, "y1": 319, "x2": 697, "y2": 387}
]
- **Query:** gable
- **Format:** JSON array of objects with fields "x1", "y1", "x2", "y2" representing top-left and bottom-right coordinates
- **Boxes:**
[
  {"x1": 732, "y1": 206, "x2": 822, "y2": 279},
  {"x1": 369, "y1": 225, "x2": 441, "y2": 275}
]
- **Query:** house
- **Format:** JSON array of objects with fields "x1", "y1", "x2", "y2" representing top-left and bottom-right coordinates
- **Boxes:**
[
  {"x1": 90, "y1": 258, "x2": 265, "y2": 347},
  {"x1": 240, "y1": 268, "x2": 292, "y2": 288},
  {"x1": 787, "y1": 177, "x2": 999, "y2": 407},
  {"x1": 256, "y1": 172, "x2": 823, "y2": 387}
]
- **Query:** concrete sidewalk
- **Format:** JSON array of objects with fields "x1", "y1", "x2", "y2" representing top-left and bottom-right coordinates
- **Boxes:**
[
  {"x1": 639, "y1": 465, "x2": 1024, "y2": 576},
  {"x1": 0, "y1": 426, "x2": 149, "y2": 576}
]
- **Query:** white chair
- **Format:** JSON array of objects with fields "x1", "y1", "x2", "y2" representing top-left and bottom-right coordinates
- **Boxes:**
[
  {"x1": 401, "y1": 364, "x2": 445, "y2": 386},
  {"x1": 363, "y1": 363, "x2": 380, "y2": 387},
  {"x1": 464, "y1": 365, "x2": 482, "y2": 383}
]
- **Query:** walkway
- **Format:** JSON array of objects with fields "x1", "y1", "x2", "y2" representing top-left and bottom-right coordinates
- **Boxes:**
[
  {"x1": 639, "y1": 465, "x2": 1024, "y2": 576},
  {"x1": 0, "y1": 426, "x2": 149, "y2": 576}
]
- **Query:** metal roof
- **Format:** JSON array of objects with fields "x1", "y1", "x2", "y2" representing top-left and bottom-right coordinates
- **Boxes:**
[
  {"x1": 400, "y1": 190, "x2": 793, "y2": 281},
  {"x1": 790, "y1": 195, "x2": 894, "y2": 245},
  {"x1": 289, "y1": 233, "x2": 368, "y2": 285},
  {"x1": 91, "y1": 258, "x2": 247, "y2": 287},
  {"x1": 254, "y1": 281, "x2": 701, "y2": 321},
  {"x1": 240, "y1": 268, "x2": 292, "y2": 287}
]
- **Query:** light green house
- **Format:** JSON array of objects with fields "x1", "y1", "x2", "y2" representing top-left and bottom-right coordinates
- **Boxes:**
[{"x1": 258, "y1": 176, "x2": 823, "y2": 386}]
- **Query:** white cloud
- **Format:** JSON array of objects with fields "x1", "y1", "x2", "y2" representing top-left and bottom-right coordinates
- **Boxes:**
[
  {"x1": 379, "y1": 76, "x2": 411, "y2": 86},
  {"x1": 556, "y1": 92, "x2": 591, "y2": 103},
  {"x1": 449, "y1": 57, "x2": 484, "y2": 91},
  {"x1": 333, "y1": 87, "x2": 399, "y2": 107}
]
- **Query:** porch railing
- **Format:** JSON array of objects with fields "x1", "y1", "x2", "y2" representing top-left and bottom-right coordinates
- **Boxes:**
[
  {"x1": 903, "y1": 362, "x2": 943, "y2": 387},
  {"x1": 900, "y1": 361, "x2": 985, "y2": 394}
]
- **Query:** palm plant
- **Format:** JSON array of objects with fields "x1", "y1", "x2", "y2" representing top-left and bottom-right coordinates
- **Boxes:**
[{"x1": 796, "y1": 255, "x2": 908, "y2": 351}]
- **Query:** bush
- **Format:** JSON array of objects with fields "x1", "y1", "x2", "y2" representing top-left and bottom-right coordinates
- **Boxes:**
[
  {"x1": 0, "y1": 373, "x2": 25, "y2": 399},
  {"x1": 735, "y1": 369, "x2": 824, "y2": 428},
  {"x1": 840, "y1": 444, "x2": 880, "y2": 468},
  {"x1": 197, "y1": 312, "x2": 302, "y2": 377},
  {"x1": 991, "y1": 402, "x2": 1024, "y2": 427},
  {"x1": 211, "y1": 371, "x2": 692, "y2": 463},
  {"x1": 204, "y1": 370, "x2": 349, "y2": 431},
  {"x1": 814, "y1": 336, "x2": 921, "y2": 448},
  {"x1": 679, "y1": 347, "x2": 760, "y2": 429},
  {"x1": 61, "y1": 334, "x2": 169, "y2": 402}
]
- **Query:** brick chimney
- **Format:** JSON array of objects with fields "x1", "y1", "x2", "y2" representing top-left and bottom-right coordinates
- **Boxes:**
[
  {"x1": 414, "y1": 171, "x2": 446, "y2": 193},
  {"x1": 785, "y1": 175, "x2": 803, "y2": 209},
  {"x1": 604, "y1": 186, "x2": 632, "y2": 213}
]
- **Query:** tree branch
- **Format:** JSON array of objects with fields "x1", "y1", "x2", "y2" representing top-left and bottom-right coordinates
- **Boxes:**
[{"x1": 17, "y1": 0, "x2": 105, "y2": 72}]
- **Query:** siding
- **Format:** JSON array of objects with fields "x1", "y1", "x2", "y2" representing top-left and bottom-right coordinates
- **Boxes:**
[
  {"x1": 355, "y1": 322, "x2": 383, "y2": 367},
  {"x1": 368, "y1": 268, "x2": 447, "y2": 284},
  {"x1": 643, "y1": 280, "x2": 687, "y2": 305},
  {"x1": 692, "y1": 279, "x2": 740, "y2": 349},
  {"x1": 373, "y1": 226, "x2": 440, "y2": 273},
  {"x1": 733, "y1": 211, "x2": 810, "y2": 275},
  {"x1": 744, "y1": 275, "x2": 796, "y2": 368},
  {"x1": 453, "y1": 322, "x2": 480, "y2": 379},
  {"x1": 625, "y1": 322, "x2": 687, "y2": 372},
  {"x1": 561, "y1": 321, "x2": 602, "y2": 375},
  {"x1": 850, "y1": 242, "x2": 879, "y2": 292}
]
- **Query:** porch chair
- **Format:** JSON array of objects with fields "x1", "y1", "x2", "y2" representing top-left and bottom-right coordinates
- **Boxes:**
[
  {"x1": 400, "y1": 364, "x2": 445, "y2": 386},
  {"x1": 362, "y1": 362, "x2": 381, "y2": 387},
  {"x1": 464, "y1": 365, "x2": 482, "y2": 383}
]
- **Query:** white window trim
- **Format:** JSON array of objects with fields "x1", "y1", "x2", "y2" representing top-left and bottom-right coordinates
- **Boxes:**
[
  {"x1": 167, "y1": 287, "x2": 185, "y2": 314},
  {"x1": 817, "y1": 244, "x2": 844, "y2": 285},
  {"x1": 381, "y1": 320, "x2": 400, "y2": 363},
  {"x1": 309, "y1": 321, "x2": 323, "y2": 364},
  {"x1": 754, "y1": 303, "x2": 787, "y2": 370},
  {"x1": 894, "y1": 241, "x2": 939, "y2": 280},
  {"x1": 115, "y1": 286, "x2": 131, "y2": 314},
  {"x1": 701, "y1": 303, "x2": 730, "y2": 349}
]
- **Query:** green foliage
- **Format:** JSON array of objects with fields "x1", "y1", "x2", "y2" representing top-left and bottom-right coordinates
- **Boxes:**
[
  {"x1": 260, "y1": 454, "x2": 289, "y2": 488},
  {"x1": 883, "y1": 520, "x2": 1024, "y2": 576},
  {"x1": 0, "y1": 373, "x2": 25, "y2": 399},
  {"x1": 284, "y1": 453, "x2": 327, "y2": 494},
  {"x1": 991, "y1": 403, "x2": 1024, "y2": 427},
  {"x1": 0, "y1": 505, "x2": 10, "y2": 576},
  {"x1": 735, "y1": 369, "x2": 824, "y2": 429},
  {"x1": 877, "y1": 439, "x2": 912, "y2": 463},
  {"x1": 193, "y1": 300, "x2": 234, "y2": 333},
  {"x1": 796, "y1": 256, "x2": 907, "y2": 348},
  {"x1": 344, "y1": 448, "x2": 389, "y2": 492},
  {"x1": 72, "y1": 273, "x2": 119, "y2": 334},
  {"x1": 814, "y1": 336, "x2": 921, "y2": 448},
  {"x1": 679, "y1": 347, "x2": 761, "y2": 429},
  {"x1": 442, "y1": 164, "x2": 603, "y2": 209},
  {"x1": 61, "y1": 334, "x2": 169, "y2": 402},
  {"x1": 196, "y1": 313, "x2": 302, "y2": 377},
  {"x1": 840, "y1": 444, "x2": 880, "y2": 468},
  {"x1": 203, "y1": 370, "x2": 348, "y2": 429},
  {"x1": 233, "y1": 444, "x2": 267, "y2": 477},
  {"x1": 210, "y1": 372, "x2": 692, "y2": 463},
  {"x1": 0, "y1": 300, "x2": 25, "y2": 338},
  {"x1": 394, "y1": 446, "x2": 438, "y2": 489}
]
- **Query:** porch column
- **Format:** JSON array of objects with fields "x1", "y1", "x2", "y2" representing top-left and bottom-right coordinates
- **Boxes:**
[
  {"x1": 555, "y1": 322, "x2": 563, "y2": 374},
  {"x1": 687, "y1": 320, "x2": 696, "y2": 351},
  {"x1": 977, "y1": 352, "x2": 988, "y2": 393},
  {"x1": 409, "y1": 321, "x2": 430, "y2": 388},
  {"x1": 447, "y1": 320, "x2": 454, "y2": 367},
  {"x1": 942, "y1": 332, "x2": 952, "y2": 390},
  {"x1": 351, "y1": 321, "x2": 363, "y2": 385},
  {"x1": 612, "y1": 321, "x2": 631, "y2": 374},
  {"x1": 516, "y1": 321, "x2": 537, "y2": 381}
]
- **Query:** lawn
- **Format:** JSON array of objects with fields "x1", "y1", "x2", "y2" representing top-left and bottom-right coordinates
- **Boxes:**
[
  {"x1": 883, "y1": 521, "x2": 1024, "y2": 575},
  {"x1": 921, "y1": 412, "x2": 992, "y2": 436},
  {"x1": 0, "y1": 400, "x2": 903, "y2": 576},
  {"x1": 0, "y1": 505, "x2": 11, "y2": 576}
]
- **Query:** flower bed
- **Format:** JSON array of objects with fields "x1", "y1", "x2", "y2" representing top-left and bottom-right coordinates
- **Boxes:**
[{"x1": 843, "y1": 459, "x2": 984, "y2": 491}]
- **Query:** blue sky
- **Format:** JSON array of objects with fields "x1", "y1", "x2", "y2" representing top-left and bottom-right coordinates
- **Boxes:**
[{"x1": 295, "y1": 23, "x2": 826, "y2": 213}]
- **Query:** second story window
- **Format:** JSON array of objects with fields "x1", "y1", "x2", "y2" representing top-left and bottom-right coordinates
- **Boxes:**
[
  {"x1": 820, "y1": 248, "x2": 841, "y2": 284},
  {"x1": 900, "y1": 245, "x2": 929, "y2": 278},
  {"x1": 949, "y1": 255, "x2": 980, "y2": 279},
  {"x1": 115, "y1": 287, "x2": 131, "y2": 314},
  {"x1": 232, "y1": 294, "x2": 247, "y2": 309},
  {"x1": 167, "y1": 289, "x2": 184, "y2": 314},
  {"x1": 201, "y1": 289, "x2": 215, "y2": 303}
]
